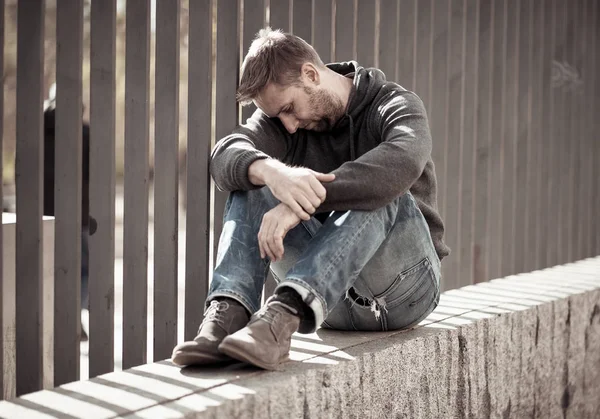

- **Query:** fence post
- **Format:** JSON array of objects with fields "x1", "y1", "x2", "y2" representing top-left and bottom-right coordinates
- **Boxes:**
[
  {"x1": 184, "y1": 0, "x2": 213, "y2": 341},
  {"x1": 54, "y1": 0, "x2": 83, "y2": 387},
  {"x1": 15, "y1": 0, "x2": 45, "y2": 396},
  {"x1": 123, "y1": 0, "x2": 150, "y2": 370},
  {"x1": 153, "y1": 0, "x2": 180, "y2": 361},
  {"x1": 89, "y1": 0, "x2": 116, "y2": 378}
]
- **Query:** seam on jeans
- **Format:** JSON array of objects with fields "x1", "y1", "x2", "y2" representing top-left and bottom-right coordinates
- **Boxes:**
[
  {"x1": 206, "y1": 290, "x2": 257, "y2": 315},
  {"x1": 320, "y1": 210, "x2": 379, "y2": 283},
  {"x1": 281, "y1": 276, "x2": 327, "y2": 319}
]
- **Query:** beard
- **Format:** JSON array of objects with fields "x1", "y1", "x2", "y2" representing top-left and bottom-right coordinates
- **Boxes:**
[{"x1": 303, "y1": 86, "x2": 345, "y2": 132}]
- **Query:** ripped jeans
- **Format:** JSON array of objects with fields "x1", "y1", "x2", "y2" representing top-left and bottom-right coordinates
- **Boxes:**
[{"x1": 207, "y1": 187, "x2": 441, "y2": 334}]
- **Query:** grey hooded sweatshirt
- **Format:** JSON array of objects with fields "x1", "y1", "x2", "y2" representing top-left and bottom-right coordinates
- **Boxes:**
[{"x1": 210, "y1": 61, "x2": 450, "y2": 260}]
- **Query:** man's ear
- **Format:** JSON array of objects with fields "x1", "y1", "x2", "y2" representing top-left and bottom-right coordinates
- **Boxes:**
[{"x1": 301, "y1": 63, "x2": 320, "y2": 85}]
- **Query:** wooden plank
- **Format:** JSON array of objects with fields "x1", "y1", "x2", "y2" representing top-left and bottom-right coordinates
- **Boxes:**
[
  {"x1": 213, "y1": 0, "x2": 239, "y2": 313},
  {"x1": 0, "y1": 0, "x2": 4, "y2": 400},
  {"x1": 292, "y1": 0, "x2": 312, "y2": 43},
  {"x1": 270, "y1": 0, "x2": 290, "y2": 31},
  {"x1": 15, "y1": 0, "x2": 45, "y2": 396},
  {"x1": 529, "y1": 0, "x2": 544, "y2": 270},
  {"x1": 122, "y1": 0, "x2": 150, "y2": 370},
  {"x1": 396, "y1": 0, "x2": 416, "y2": 90},
  {"x1": 574, "y1": 0, "x2": 586, "y2": 260},
  {"x1": 472, "y1": 0, "x2": 492, "y2": 283},
  {"x1": 589, "y1": 0, "x2": 599, "y2": 257},
  {"x1": 564, "y1": 1, "x2": 576, "y2": 263},
  {"x1": 544, "y1": 0, "x2": 559, "y2": 267},
  {"x1": 413, "y1": 0, "x2": 432, "y2": 110},
  {"x1": 89, "y1": 0, "x2": 116, "y2": 378},
  {"x1": 356, "y1": 0, "x2": 376, "y2": 68},
  {"x1": 513, "y1": 0, "x2": 531, "y2": 274},
  {"x1": 378, "y1": 0, "x2": 399, "y2": 81},
  {"x1": 312, "y1": 0, "x2": 333, "y2": 63},
  {"x1": 500, "y1": 0, "x2": 518, "y2": 277},
  {"x1": 184, "y1": 0, "x2": 212, "y2": 341},
  {"x1": 441, "y1": 0, "x2": 465, "y2": 291},
  {"x1": 457, "y1": 0, "x2": 478, "y2": 286},
  {"x1": 430, "y1": 0, "x2": 449, "y2": 224},
  {"x1": 334, "y1": 0, "x2": 355, "y2": 61},
  {"x1": 153, "y1": 0, "x2": 180, "y2": 363},
  {"x1": 241, "y1": 0, "x2": 265, "y2": 124},
  {"x1": 487, "y1": 0, "x2": 506, "y2": 280},
  {"x1": 54, "y1": 0, "x2": 84, "y2": 387},
  {"x1": 554, "y1": 0, "x2": 567, "y2": 265}
]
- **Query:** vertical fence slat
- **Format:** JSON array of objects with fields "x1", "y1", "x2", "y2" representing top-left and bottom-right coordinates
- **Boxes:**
[
  {"x1": 292, "y1": 0, "x2": 312, "y2": 42},
  {"x1": 213, "y1": 0, "x2": 239, "y2": 308},
  {"x1": 414, "y1": 0, "x2": 432, "y2": 110},
  {"x1": 89, "y1": 0, "x2": 116, "y2": 378},
  {"x1": 54, "y1": 0, "x2": 83, "y2": 387},
  {"x1": 500, "y1": 0, "x2": 518, "y2": 277},
  {"x1": 552, "y1": 0, "x2": 566, "y2": 266},
  {"x1": 514, "y1": 0, "x2": 531, "y2": 274},
  {"x1": 0, "y1": 0, "x2": 4, "y2": 400},
  {"x1": 580, "y1": 0, "x2": 592, "y2": 260},
  {"x1": 440, "y1": 0, "x2": 465, "y2": 291},
  {"x1": 589, "y1": 0, "x2": 599, "y2": 257},
  {"x1": 153, "y1": 0, "x2": 180, "y2": 362},
  {"x1": 544, "y1": 0, "x2": 557, "y2": 266},
  {"x1": 356, "y1": 0, "x2": 376, "y2": 68},
  {"x1": 458, "y1": 0, "x2": 478, "y2": 287},
  {"x1": 334, "y1": 0, "x2": 355, "y2": 61},
  {"x1": 123, "y1": 0, "x2": 150, "y2": 369},
  {"x1": 15, "y1": 0, "x2": 45, "y2": 396},
  {"x1": 487, "y1": 0, "x2": 506, "y2": 280},
  {"x1": 270, "y1": 0, "x2": 290, "y2": 31},
  {"x1": 430, "y1": 0, "x2": 449, "y2": 225},
  {"x1": 472, "y1": 0, "x2": 491, "y2": 283},
  {"x1": 530, "y1": 0, "x2": 544, "y2": 271},
  {"x1": 564, "y1": 1, "x2": 576, "y2": 263},
  {"x1": 397, "y1": 0, "x2": 416, "y2": 90},
  {"x1": 312, "y1": 0, "x2": 332, "y2": 62},
  {"x1": 241, "y1": 0, "x2": 265, "y2": 124},
  {"x1": 378, "y1": 0, "x2": 398, "y2": 81},
  {"x1": 573, "y1": 0, "x2": 585, "y2": 261},
  {"x1": 184, "y1": 0, "x2": 212, "y2": 341}
]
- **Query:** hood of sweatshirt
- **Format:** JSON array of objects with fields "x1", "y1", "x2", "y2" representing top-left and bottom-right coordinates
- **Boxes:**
[{"x1": 326, "y1": 61, "x2": 388, "y2": 160}]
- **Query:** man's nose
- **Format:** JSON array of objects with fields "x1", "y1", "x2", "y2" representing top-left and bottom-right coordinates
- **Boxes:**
[{"x1": 280, "y1": 115, "x2": 298, "y2": 134}]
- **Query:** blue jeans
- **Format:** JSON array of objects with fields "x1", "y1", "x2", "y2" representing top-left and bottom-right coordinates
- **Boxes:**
[{"x1": 207, "y1": 187, "x2": 441, "y2": 333}]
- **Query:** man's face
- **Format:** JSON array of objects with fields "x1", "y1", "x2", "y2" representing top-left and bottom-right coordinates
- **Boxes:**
[{"x1": 254, "y1": 78, "x2": 345, "y2": 134}]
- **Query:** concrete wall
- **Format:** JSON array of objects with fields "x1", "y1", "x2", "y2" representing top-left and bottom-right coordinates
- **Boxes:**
[{"x1": 0, "y1": 257, "x2": 598, "y2": 418}]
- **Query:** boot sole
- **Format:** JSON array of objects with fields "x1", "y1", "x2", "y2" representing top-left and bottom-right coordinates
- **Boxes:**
[
  {"x1": 218, "y1": 340, "x2": 287, "y2": 371},
  {"x1": 171, "y1": 350, "x2": 232, "y2": 367}
]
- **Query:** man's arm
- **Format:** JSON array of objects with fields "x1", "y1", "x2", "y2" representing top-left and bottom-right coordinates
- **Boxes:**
[
  {"x1": 211, "y1": 108, "x2": 335, "y2": 220},
  {"x1": 318, "y1": 90, "x2": 432, "y2": 213},
  {"x1": 209, "y1": 109, "x2": 290, "y2": 192}
]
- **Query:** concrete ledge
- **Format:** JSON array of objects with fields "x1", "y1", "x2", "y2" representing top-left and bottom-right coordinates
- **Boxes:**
[{"x1": 0, "y1": 257, "x2": 599, "y2": 418}]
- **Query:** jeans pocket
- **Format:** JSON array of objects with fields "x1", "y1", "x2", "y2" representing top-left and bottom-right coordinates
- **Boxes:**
[{"x1": 378, "y1": 257, "x2": 439, "y2": 330}]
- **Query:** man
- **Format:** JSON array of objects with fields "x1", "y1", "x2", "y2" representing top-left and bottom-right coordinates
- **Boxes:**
[{"x1": 172, "y1": 28, "x2": 449, "y2": 370}]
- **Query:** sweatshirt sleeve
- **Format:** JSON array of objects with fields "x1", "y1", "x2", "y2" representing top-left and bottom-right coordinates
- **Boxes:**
[
  {"x1": 319, "y1": 91, "x2": 432, "y2": 212},
  {"x1": 210, "y1": 109, "x2": 290, "y2": 192}
]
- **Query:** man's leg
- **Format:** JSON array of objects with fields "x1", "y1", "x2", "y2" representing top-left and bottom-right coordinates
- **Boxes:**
[
  {"x1": 171, "y1": 186, "x2": 319, "y2": 366},
  {"x1": 219, "y1": 192, "x2": 441, "y2": 368}
]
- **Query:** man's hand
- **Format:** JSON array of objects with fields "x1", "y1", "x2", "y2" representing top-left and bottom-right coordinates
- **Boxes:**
[
  {"x1": 249, "y1": 159, "x2": 335, "y2": 220},
  {"x1": 258, "y1": 203, "x2": 302, "y2": 262}
]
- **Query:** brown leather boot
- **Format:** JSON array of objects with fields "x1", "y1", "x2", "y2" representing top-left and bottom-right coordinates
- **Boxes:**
[
  {"x1": 171, "y1": 299, "x2": 250, "y2": 366},
  {"x1": 218, "y1": 298, "x2": 300, "y2": 370}
]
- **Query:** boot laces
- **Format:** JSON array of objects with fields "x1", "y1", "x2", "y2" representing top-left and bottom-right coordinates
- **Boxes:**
[{"x1": 198, "y1": 300, "x2": 229, "y2": 331}]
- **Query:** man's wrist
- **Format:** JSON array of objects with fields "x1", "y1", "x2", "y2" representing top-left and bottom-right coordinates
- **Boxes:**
[{"x1": 248, "y1": 158, "x2": 283, "y2": 186}]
